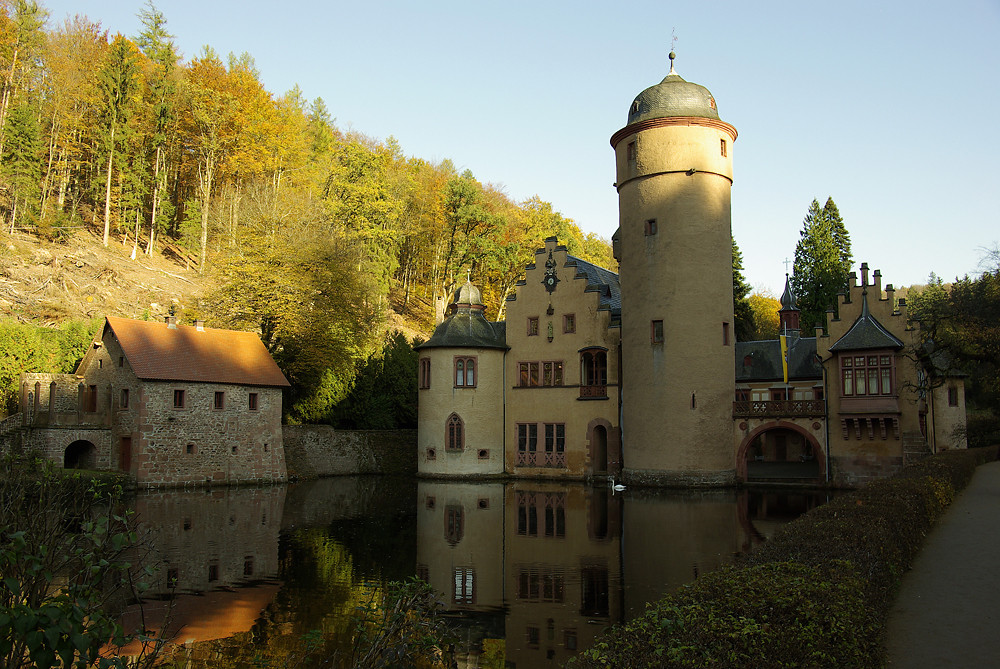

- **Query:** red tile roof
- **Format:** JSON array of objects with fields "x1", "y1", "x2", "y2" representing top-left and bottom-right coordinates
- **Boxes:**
[{"x1": 105, "y1": 316, "x2": 290, "y2": 387}]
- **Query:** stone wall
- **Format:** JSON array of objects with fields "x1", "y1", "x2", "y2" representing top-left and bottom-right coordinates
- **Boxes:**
[{"x1": 282, "y1": 426, "x2": 416, "y2": 479}]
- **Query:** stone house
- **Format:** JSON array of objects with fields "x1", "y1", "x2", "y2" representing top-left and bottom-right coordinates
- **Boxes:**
[{"x1": 10, "y1": 315, "x2": 289, "y2": 486}]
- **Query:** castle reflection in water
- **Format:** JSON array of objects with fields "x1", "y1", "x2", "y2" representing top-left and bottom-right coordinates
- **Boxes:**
[{"x1": 128, "y1": 477, "x2": 829, "y2": 667}]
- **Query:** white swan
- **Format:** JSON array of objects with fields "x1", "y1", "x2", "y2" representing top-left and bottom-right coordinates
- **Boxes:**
[{"x1": 608, "y1": 475, "x2": 626, "y2": 492}]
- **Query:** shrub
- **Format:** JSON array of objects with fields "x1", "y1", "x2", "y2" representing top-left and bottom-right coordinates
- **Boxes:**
[
  {"x1": 570, "y1": 446, "x2": 999, "y2": 668},
  {"x1": 0, "y1": 453, "x2": 161, "y2": 668}
]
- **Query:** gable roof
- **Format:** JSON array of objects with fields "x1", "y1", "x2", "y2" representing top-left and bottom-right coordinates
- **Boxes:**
[
  {"x1": 829, "y1": 293, "x2": 904, "y2": 352},
  {"x1": 104, "y1": 316, "x2": 290, "y2": 387}
]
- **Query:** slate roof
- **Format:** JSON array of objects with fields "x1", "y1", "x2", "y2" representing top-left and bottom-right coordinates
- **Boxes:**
[
  {"x1": 626, "y1": 55, "x2": 721, "y2": 125},
  {"x1": 828, "y1": 293, "x2": 904, "y2": 352},
  {"x1": 415, "y1": 308, "x2": 507, "y2": 351},
  {"x1": 104, "y1": 316, "x2": 290, "y2": 387},
  {"x1": 565, "y1": 255, "x2": 621, "y2": 326},
  {"x1": 735, "y1": 336, "x2": 822, "y2": 382}
]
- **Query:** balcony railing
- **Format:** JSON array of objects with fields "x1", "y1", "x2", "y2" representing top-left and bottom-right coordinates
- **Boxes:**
[
  {"x1": 579, "y1": 384, "x2": 607, "y2": 399},
  {"x1": 516, "y1": 451, "x2": 566, "y2": 468},
  {"x1": 732, "y1": 399, "x2": 825, "y2": 418}
]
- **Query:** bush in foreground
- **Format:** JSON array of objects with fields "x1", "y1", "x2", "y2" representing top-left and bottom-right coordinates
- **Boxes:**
[{"x1": 570, "y1": 447, "x2": 998, "y2": 669}]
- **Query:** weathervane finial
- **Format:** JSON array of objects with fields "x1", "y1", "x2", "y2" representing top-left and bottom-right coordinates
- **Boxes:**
[{"x1": 669, "y1": 29, "x2": 677, "y2": 74}]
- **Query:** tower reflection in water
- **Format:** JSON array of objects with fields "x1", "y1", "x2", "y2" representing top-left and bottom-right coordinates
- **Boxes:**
[{"x1": 125, "y1": 478, "x2": 826, "y2": 666}]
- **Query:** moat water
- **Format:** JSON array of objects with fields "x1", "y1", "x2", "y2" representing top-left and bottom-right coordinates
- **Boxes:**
[{"x1": 123, "y1": 477, "x2": 833, "y2": 667}]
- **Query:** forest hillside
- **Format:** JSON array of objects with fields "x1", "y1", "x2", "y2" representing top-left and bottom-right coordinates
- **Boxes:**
[{"x1": 0, "y1": 1, "x2": 613, "y2": 424}]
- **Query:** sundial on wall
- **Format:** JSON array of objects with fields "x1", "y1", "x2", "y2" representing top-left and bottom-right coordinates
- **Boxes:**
[{"x1": 542, "y1": 251, "x2": 559, "y2": 293}]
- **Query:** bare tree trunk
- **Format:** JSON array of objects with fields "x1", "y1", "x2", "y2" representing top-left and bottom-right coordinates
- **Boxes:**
[
  {"x1": 146, "y1": 145, "x2": 162, "y2": 256},
  {"x1": 102, "y1": 125, "x2": 116, "y2": 246}
]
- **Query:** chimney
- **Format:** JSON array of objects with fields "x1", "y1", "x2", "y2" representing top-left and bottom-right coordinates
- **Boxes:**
[
  {"x1": 860, "y1": 262, "x2": 870, "y2": 287},
  {"x1": 165, "y1": 315, "x2": 177, "y2": 329},
  {"x1": 195, "y1": 320, "x2": 205, "y2": 332}
]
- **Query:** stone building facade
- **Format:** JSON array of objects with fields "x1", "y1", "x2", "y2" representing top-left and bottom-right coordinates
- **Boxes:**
[{"x1": 12, "y1": 316, "x2": 289, "y2": 486}]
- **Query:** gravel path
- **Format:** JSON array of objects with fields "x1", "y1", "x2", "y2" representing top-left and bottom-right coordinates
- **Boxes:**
[{"x1": 886, "y1": 459, "x2": 1000, "y2": 667}]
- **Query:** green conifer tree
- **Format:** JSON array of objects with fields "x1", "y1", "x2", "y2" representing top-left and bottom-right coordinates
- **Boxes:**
[
  {"x1": 791, "y1": 197, "x2": 853, "y2": 335},
  {"x1": 732, "y1": 236, "x2": 754, "y2": 341}
]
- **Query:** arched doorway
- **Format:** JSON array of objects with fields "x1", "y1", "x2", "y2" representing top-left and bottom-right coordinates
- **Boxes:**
[
  {"x1": 64, "y1": 440, "x2": 97, "y2": 470},
  {"x1": 591, "y1": 425, "x2": 608, "y2": 474},
  {"x1": 737, "y1": 421, "x2": 825, "y2": 482}
]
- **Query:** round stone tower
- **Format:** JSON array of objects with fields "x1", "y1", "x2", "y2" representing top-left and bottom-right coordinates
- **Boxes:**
[
  {"x1": 415, "y1": 279, "x2": 507, "y2": 477},
  {"x1": 611, "y1": 53, "x2": 737, "y2": 485}
]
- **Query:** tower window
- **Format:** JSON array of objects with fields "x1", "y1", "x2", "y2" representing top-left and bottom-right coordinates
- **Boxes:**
[
  {"x1": 651, "y1": 320, "x2": 664, "y2": 344},
  {"x1": 446, "y1": 413, "x2": 464, "y2": 451},
  {"x1": 645, "y1": 219, "x2": 657, "y2": 236},
  {"x1": 419, "y1": 358, "x2": 431, "y2": 389},
  {"x1": 723, "y1": 322, "x2": 730, "y2": 346},
  {"x1": 720, "y1": 139, "x2": 727, "y2": 157},
  {"x1": 626, "y1": 141, "x2": 636, "y2": 169},
  {"x1": 454, "y1": 356, "x2": 476, "y2": 387},
  {"x1": 948, "y1": 386, "x2": 959, "y2": 407}
]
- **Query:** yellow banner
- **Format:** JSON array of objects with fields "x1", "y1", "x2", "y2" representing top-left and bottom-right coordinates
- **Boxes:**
[{"x1": 780, "y1": 334, "x2": 789, "y2": 384}]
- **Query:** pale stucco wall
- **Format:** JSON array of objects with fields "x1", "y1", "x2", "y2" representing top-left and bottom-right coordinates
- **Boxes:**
[
  {"x1": 417, "y1": 347, "x2": 505, "y2": 476},
  {"x1": 503, "y1": 240, "x2": 621, "y2": 479},
  {"x1": 614, "y1": 119, "x2": 737, "y2": 484}
]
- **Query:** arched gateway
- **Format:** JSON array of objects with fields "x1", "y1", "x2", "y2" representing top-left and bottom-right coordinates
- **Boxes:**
[
  {"x1": 737, "y1": 421, "x2": 825, "y2": 482},
  {"x1": 64, "y1": 440, "x2": 98, "y2": 470}
]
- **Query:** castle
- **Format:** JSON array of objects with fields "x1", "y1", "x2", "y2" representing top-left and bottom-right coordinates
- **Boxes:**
[{"x1": 416, "y1": 54, "x2": 967, "y2": 487}]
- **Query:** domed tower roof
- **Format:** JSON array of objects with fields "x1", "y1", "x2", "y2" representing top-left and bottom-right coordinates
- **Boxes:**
[
  {"x1": 451, "y1": 278, "x2": 484, "y2": 308},
  {"x1": 780, "y1": 274, "x2": 798, "y2": 310},
  {"x1": 415, "y1": 279, "x2": 507, "y2": 351},
  {"x1": 626, "y1": 52, "x2": 720, "y2": 125}
]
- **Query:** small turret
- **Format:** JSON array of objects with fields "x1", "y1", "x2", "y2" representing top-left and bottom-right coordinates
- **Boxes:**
[{"x1": 779, "y1": 274, "x2": 801, "y2": 337}]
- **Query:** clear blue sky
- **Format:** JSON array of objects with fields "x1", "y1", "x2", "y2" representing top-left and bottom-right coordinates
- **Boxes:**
[{"x1": 39, "y1": 0, "x2": 1000, "y2": 293}]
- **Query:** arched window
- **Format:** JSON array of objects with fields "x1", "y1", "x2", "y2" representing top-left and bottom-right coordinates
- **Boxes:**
[
  {"x1": 446, "y1": 413, "x2": 464, "y2": 451},
  {"x1": 580, "y1": 348, "x2": 608, "y2": 398},
  {"x1": 454, "y1": 356, "x2": 477, "y2": 387}
]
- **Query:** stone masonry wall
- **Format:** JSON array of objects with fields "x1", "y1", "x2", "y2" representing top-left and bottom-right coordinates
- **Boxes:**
[
  {"x1": 135, "y1": 381, "x2": 287, "y2": 487},
  {"x1": 282, "y1": 426, "x2": 416, "y2": 479}
]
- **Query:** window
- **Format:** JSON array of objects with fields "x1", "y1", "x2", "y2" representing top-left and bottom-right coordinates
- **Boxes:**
[
  {"x1": 543, "y1": 361, "x2": 563, "y2": 386},
  {"x1": 723, "y1": 322, "x2": 730, "y2": 346},
  {"x1": 214, "y1": 391, "x2": 225, "y2": 410},
  {"x1": 626, "y1": 141, "x2": 636, "y2": 168},
  {"x1": 721, "y1": 138, "x2": 727, "y2": 157},
  {"x1": 166, "y1": 568, "x2": 178, "y2": 588},
  {"x1": 243, "y1": 557, "x2": 254, "y2": 577},
  {"x1": 208, "y1": 563, "x2": 219, "y2": 582},
  {"x1": 948, "y1": 386, "x2": 959, "y2": 407},
  {"x1": 517, "y1": 423, "x2": 538, "y2": 466},
  {"x1": 118, "y1": 356, "x2": 124, "y2": 368},
  {"x1": 841, "y1": 353, "x2": 894, "y2": 397},
  {"x1": 186, "y1": 443, "x2": 195, "y2": 455},
  {"x1": 419, "y1": 358, "x2": 431, "y2": 389},
  {"x1": 453, "y1": 567, "x2": 475, "y2": 605},
  {"x1": 651, "y1": 320, "x2": 664, "y2": 343},
  {"x1": 544, "y1": 423, "x2": 566, "y2": 467},
  {"x1": 173, "y1": 389, "x2": 185, "y2": 408},
  {"x1": 248, "y1": 392, "x2": 258, "y2": 410},
  {"x1": 454, "y1": 356, "x2": 476, "y2": 387},
  {"x1": 644, "y1": 218, "x2": 657, "y2": 236},
  {"x1": 580, "y1": 349, "x2": 608, "y2": 398},
  {"x1": 446, "y1": 413, "x2": 464, "y2": 451},
  {"x1": 445, "y1": 505, "x2": 464, "y2": 545},
  {"x1": 518, "y1": 567, "x2": 565, "y2": 603},
  {"x1": 120, "y1": 389, "x2": 129, "y2": 409},
  {"x1": 527, "y1": 317, "x2": 539, "y2": 336},
  {"x1": 527, "y1": 626, "x2": 540, "y2": 648},
  {"x1": 563, "y1": 313, "x2": 576, "y2": 334},
  {"x1": 519, "y1": 361, "x2": 539, "y2": 386}
]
